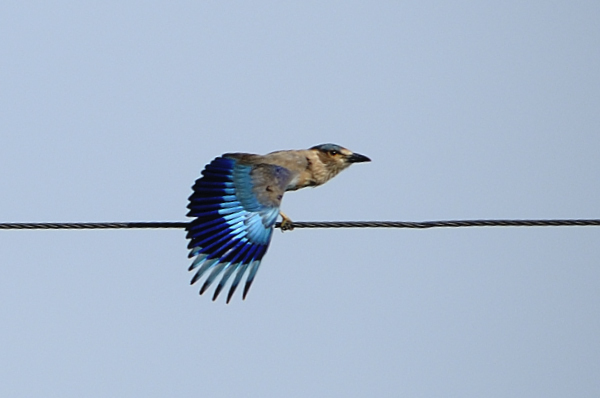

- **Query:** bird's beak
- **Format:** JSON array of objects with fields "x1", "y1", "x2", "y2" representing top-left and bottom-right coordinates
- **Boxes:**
[{"x1": 346, "y1": 152, "x2": 371, "y2": 163}]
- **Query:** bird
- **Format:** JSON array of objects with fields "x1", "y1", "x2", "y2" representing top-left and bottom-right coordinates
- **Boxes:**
[{"x1": 186, "y1": 143, "x2": 370, "y2": 303}]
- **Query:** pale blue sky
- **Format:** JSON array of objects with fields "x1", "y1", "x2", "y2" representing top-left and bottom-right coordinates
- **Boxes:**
[{"x1": 1, "y1": 1, "x2": 599, "y2": 397}]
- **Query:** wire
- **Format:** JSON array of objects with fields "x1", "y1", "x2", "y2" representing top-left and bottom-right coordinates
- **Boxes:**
[
  {"x1": 0, "y1": 219, "x2": 599, "y2": 230},
  {"x1": 0, "y1": 222, "x2": 188, "y2": 230}
]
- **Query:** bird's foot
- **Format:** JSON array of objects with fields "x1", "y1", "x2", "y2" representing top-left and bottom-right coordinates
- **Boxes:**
[{"x1": 279, "y1": 212, "x2": 294, "y2": 232}]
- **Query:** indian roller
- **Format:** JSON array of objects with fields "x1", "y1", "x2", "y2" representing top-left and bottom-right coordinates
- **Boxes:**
[{"x1": 186, "y1": 144, "x2": 370, "y2": 303}]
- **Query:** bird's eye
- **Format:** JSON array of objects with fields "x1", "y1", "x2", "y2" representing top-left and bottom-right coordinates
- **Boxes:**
[{"x1": 329, "y1": 150, "x2": 338, "y2": 156}]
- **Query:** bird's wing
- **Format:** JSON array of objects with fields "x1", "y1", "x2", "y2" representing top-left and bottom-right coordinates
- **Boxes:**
[{"x1": 186, "y1": 155, "x2": 294, "y2": 302}]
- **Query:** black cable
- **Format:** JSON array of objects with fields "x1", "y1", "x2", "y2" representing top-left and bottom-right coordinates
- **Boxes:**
[{"x1": 0, "y1": 219, "x2": 599, "y2": 230}]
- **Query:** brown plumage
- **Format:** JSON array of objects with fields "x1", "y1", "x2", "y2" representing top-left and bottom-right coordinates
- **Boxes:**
[{"x1": 227, "y1": 143, "x2": 371, "y2": 192}]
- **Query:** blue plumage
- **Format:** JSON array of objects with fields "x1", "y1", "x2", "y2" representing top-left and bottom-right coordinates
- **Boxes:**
[
  {"x1": 186, "y1": 156, "x2": 283, "y2": 302},
  {"x1": 186, "y1": 145, "x2": 370, "y2": 303}
]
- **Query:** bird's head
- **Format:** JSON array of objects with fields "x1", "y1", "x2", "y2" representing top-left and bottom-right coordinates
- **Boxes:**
[{"x1": 310, "y1": 143, "x2": 371, "y2": 176}]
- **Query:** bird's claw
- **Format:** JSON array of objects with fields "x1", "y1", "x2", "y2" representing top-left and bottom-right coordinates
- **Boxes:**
[{"x1": 279, "y1": 213, "x2": 294, "y2": 232}]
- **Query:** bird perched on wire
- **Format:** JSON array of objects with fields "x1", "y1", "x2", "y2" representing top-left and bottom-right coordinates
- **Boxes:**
[{"x1": 186, "y1": 144, "x2": 370, "y2": 303}]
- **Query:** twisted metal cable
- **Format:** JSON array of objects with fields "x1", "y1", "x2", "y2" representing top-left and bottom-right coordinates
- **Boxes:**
[
  {"x1": 277, "y1": 219, "x2": 600, "y2": 229},
  {"x1": 0, "y1": 222, "x2": 187, "y2": 230},
  {"x1": 0, "y1": 219, "x2": 599, "y2": 230}
]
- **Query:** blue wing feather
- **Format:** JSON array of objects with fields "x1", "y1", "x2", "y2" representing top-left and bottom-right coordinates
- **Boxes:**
[{"x1": 186, "y1": 156, "x2": 292, "y2": 302}]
